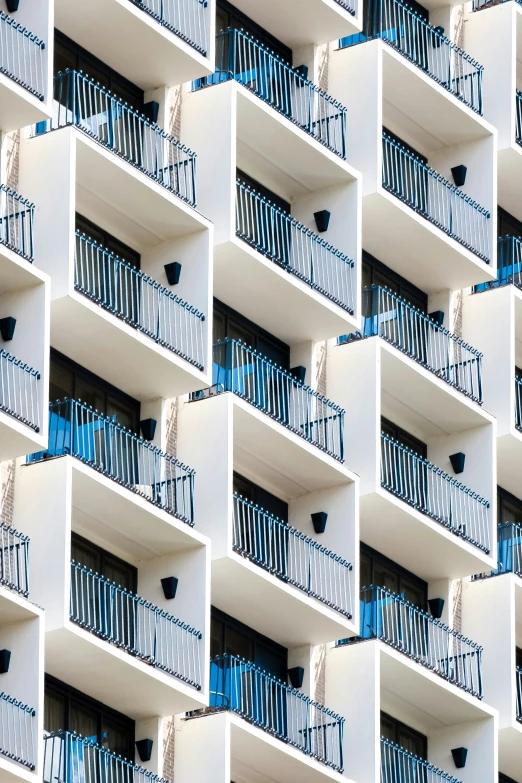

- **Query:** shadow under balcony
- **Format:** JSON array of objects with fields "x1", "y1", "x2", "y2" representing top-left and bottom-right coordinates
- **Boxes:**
[
  {"x1": 380, "y1": 739, "x2": 462, "y2": 783},
  {"x1": 0, "y1": 693, "x2": 36, "y2": 775}
]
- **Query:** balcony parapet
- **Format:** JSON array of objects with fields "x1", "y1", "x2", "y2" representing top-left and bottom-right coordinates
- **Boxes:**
[
  {"x1": 0, "y1": 692, "x2": 36, "y2": 771},
  {"x1": 0, "y1": 11, "x2": 45, "y2": 101},
  {"x1": 0, "y1": 522, "x2": 29, "y2": 598},
  {"x1": 193, "y1": 28, "x2": 348, "y2": 158},
  {"x1": 27, "y1": 398, "x2": 195, "y2": 525},
  {"x1": 128, "y1": 0, "x2": 210, "y2": 55},
  {"x1": 0, "y1": 349, "x2": 40, "y2": 432},
  {"x1": 475, "y1": 235, "x2": 522, "y2": 293},
  {"x1": 0, "y1": 185, "x2": 35, "y2": 262},
  {"x1": 517, "y1": 667, "x2": 522, "y2": 722},
  {"x1": 381, "y1": 738, "x2": 461, "y2": 783}
]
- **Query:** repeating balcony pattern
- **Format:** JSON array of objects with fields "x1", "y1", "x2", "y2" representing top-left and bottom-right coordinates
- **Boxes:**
[
  {"x1": 236, "y1": 179, "x2": 355, "y2": 313},
  {"x1": 517, "y1": 667, "x2": 522, "y2": 722},
  {"x1": 382, "y1": 132, "x2": 491, "y2": 262},
  {"x1": 0, "y1": 349, "x2": 40, "y2": 432},
  {"x1": 381, "y1": 739, "x2": 461, "y2": 783},
  {"x1": 340, "y1": 285, "x2": 483, "y2": 403},
  {"x1": 75, "y1": 231, "x2": 206, "y2": 370},
  {"x1": 209, "y1": 653, "x2": 345, "y2": 771},
  {"x1": 0, "y1": 692, "x2": 36, "y2": 770},
  {"x1": 70, "y1": 561, "x2": 202, "y2": 689},
  {"x1": 0, "y1": 522, "x2": 29, "y2": 597},
  {"x1": 39, "y1": 70, "x2": 197, "y2": 206},
  {"x1": 0, "y1": 185, "x2": 34, "y2": 261},
  {"x1": 233, "y1": 493, "x2": 353, "y2": 617},
  {"x1": 0, "y1": 11, "x2": 45, "y2": 100},
  {"x1": 338, "y1": 585, "x2": 482, "y2": 697},
  {"x1": 129, "y1": 0, "x2": 210, "y2": 55},
  {"x1": 194, "y1": 28, "x2": 347, "y2": 158},
  {"x1": 43, "y1": 731, "x2": 169, "y2": 783},
  {"x1": 516, "y1": 376, "x2": 522, "y2": 430},
  {"x1": 381, "y1": 433, "x2": 491, "y2": 552},
  {"x1": 28, "y1": 398, "x2": 195, "y2": 525},
  {"x1": 206, "y1": 338, "x2": 345, "y2": 460}
]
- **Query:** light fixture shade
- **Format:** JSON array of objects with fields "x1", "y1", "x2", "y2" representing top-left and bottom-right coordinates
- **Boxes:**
[
  {"x1": 451, "y1": 165, "x2": 467, "y2": 188},
  {"x1": 311, "y1": 512, "x2": 328, "y2": 534},
  {"x1": 290, "y1": 366, "x2": 306, "y2": 385},
  {"x1": 428, "y1": 598, "x2": 445, "y2": 619},
  {"x1": 451, "y1": 747, "x2": 468, "y2": 769},
  {"x1": 140, "y1": 419, "x2": 157, "y2": 441},
  {"x1": 6, "y1": 0, "x2": 20, "y2": 11},
  {"x1": 288, "y1": 666, "x2": 305, "y2": 689},
  {"x1": 0, "y1": 317, "x2": 16, "y2": 341},
  {"x1": 0, "y1": 649, "x2": 11, "y2": 674},
  {"x1": 428, "y1": 310, "x2": 444, "y2": 328},
  {"x1": 161, "y1": 576, "x2": 179, "y2": 600},
  {"x1": 164, "y1": 262, "x2": 182, "y2": 286},
  {"x1": 449, "y1": 452, "x2": 465, "y2": 475},
  {"x1": 135, "y1": 739, "x2": 153, "y2": 763},
  {"x1": 313, "y1": 210, "x2": 331, "y2": 233}
]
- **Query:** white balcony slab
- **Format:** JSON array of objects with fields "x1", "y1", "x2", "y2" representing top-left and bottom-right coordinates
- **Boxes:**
[
  {"x1": 497, "y1": 431, "x2": 522, "y2": 500},
  {"x1": 0, "y1": 75, "x2": 50, "y2": 135},
  {"x1": 499, "y1": 725, "x2": 522, "y2": 783},
  {"x1": 497, "y1": 145, "x2": 522, "y2": 224}
]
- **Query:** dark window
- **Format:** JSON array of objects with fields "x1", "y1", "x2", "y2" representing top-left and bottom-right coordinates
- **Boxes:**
[
  {"x1": 213, "y1": 299, "x2": 290, "y2": 370},
  {"x1": 44, "y1": 676, "x2": 135, "y2": 760},
  {"x1": 362, "y1": 251, "x2": 428, "y2": 313},
  {"x1": 76, "y1": 215, "x2": 140, "y2": 271},
  {"x1": 211, "y1": 607, "x2": 288, "y2": 681},
  {"x1": 236, "y1": 169, "x2": 291, "y2": 215},
  {"x1": 233, "y1": 473, "x2": 288, "y2": 522},
  {"x1": 216, "y1": 0, "x2": 292, "y2": 63},
  {"x1": 54, "y1": 30, "x2": 144, "y2": 111},
  {"x1": 360, "y1": 543, "x2": 427, "y2": 610},
  {"x1": 50, "y1": 349, "x2": 141, "y2": 433},
  {"x1": 498, "y1": 207, "x2": 522, "y2": 240},
  {"x1": 381, "y1": 712, "x2": 427, "y2": 760},
  {"x1": 516, "y1": 647, "x2": 522, "y2": 670},
  {"x1": 500, "y1": 773, "x2": 520, "y2": 783},
  {"x1": 381, "y1": 417, "x2": 427, "y2": 459},
  {"x1": 71, "y1": 533, "x2": 137, "y2": 593},
  {"x1": 498, "y1": 487, "x2": 522, "y2": 526}
]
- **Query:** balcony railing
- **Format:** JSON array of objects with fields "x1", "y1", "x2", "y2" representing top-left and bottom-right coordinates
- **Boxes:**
[
  {"x1": 475, "y1": 235, "x2": 522, "y2": 294},
  {"x1": 473, "y1": 0, "x2": 520, "y2": 8},
  {"x1": 340, "y1": 0, "x2": 482, "y2": 113},
  {"x1": 0, "y1": 185, "x2": 34, "y2": 261},
  {"x1": 334, "y1": 0, "x2": 357, "y2": 14},
  {"x1": 338, "y1": 585, "x2": 482, "y2": 696},
  {"x1": 233, "y1": 493, "x2": 353, "y2": 617},
  {"x1": 0, "y1": 522, "x2": 29, "y2": 597},
  {"x1": 193, "y1": 28, "x2": 347, "y2": 158},
  {"x1": 0, "y1": 11, "x2": 45, "y2": 100},
  {"x1": 0, "y1": 349, "x2": 40, "y2": 432},
  {"x1": 199, "y1": 338, "x2": 345, "y2": 460},
  {"x1": 209, "y1": 654, "x2": 344, "y2": 771},
  {"x1": 129, "y1": 0, "x2": 209, "y2": 55},
  {"x1": 70, "y1": 561, "x2": 202, "y2": 688},
  {"x1": 516, "y1": 377, "x2": 522, "y2": 431},
  {"x1": 381, "y1": 433, "x2": 491, "y2": 552},
  {"x1": 0, "y1": 692, "x2": 36, "y2": 770},
  {"x1": 517, "y1": 667, "x2": 522, "y2": 722},
  {"x1": 382, "y1": 132, "x2": 491, "y2": 263},
  {"x1": 381, "y1": 739, "x2": 461, "y2": 783},
  {"x1": 75, "y1": 231, "x2": 206, "y2": 369},
  {"x1": 37, "y1": 70, "x2": 197, "y2": 206},
  {"x1": 27, "y1": 398, "x2": 195, "y2": 525},
  {"x1": 44, "y1": 731, "x2": 169, "y2": 783},
  {"x1": 516, "y1": 90, "x2": 522, "y2": 146},
  {"x1": 339, "y1": 285, "x2": 482, "y2": 403},
  {"x1": 236, "y1": 179, "x2": 355, "y2": 313}
]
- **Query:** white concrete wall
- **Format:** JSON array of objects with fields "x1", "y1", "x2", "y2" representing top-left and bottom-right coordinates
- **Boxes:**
[{"x1": 174, "y1": 713, "x2": 230, "y2": 783}]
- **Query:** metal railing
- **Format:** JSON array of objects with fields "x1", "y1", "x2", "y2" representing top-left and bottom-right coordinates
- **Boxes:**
[
  {"x1": 27, "y1": 398, "x2": 195, "y2": 525},
  {"x1": 209, "y1": 654, "x2": 344, "y2": 771},
  {"x1": 44, "y1": 731, "x2": 169, "y2": 783},
  {"x1": 381, "y1": 433, "x2": 491, "y2": 552},
  {"x1": 0, "y1": 522, "x2": 29, "y2": 597},
  {"x1": 475, "y1": 235, "x2": 522, "y2": 293},
  {"x1": 516, "y1": 376, "x2": 522, "y2": 431},
  {"x1": 489, "y1": 521, "x2": 522, "y2": 578},
  {"x1": 0, "y1": 349, "x2": 40, "y2": 432},
  {"x1": 233, "y1": 493, "x2": 353, "y2": 617},
  {"x1": 75, "y1": 231, "x2": 206, "y2": 369},
  {"x1": 0, "y1": 692, "x2": 36, "y2": 770},
  {"x1": 194, "y1": 28, "x2": 347, "y2": 158},
  {"x1": 381, "y1": 739, "x2": 461, "y2": 783},
  {"x1": 206, "y1": 338, "x2": 345, "y2": 461},
  {"x1": 339, "y1": 585, "x2": 482, "y2": 696},
  {"x1": 0, "y1": 185, "x2": 34, "y2": 261},
  {"x1": 516, "y1": 90, "x2": 522, "y2": 146},
  {"x1": 342, "y1": 285, "x2": 482, "y2": 403},
  {"x1": 129, "y1": 0, "x2": 209, "y2": 54},
  {"x1": 517, "y1": 667, "x2": 522, "y2": 722},
  {"x1": 340, "y1": 0, "x2": 482, "y2": 113},
  {"x1": 236, "y1": 179, "x2": 355, "y2": 313},
  {"x1": 38, "y1": 70, "x2": 197, "y2": 206},
  {"x1": 0, "y1": 11, "x2": 45, "y2": 100},
  {"x1": 382, "y1": 132, "x2": 491, "y2": 263},
  {"x1": 70, "y1": 561, "x2": 202, "y2": 688},
  {"x1": 334, "y1": 0, "x2": 357, "y2": 14}
]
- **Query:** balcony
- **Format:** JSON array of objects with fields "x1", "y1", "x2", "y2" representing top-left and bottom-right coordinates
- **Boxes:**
[
  {"x1": 128, "y1": 0, "x2": 209, "y2": 54},
  {"x1": 208, "y1": 654, "x2": 344, "y2": 772},
  {"x1": 0, "y1": 186, "x2": 34, "y2": 264},
  {"x1": 339, "y1": 585, "x2": 482, "y2": 697},
  {"x1": 340, "y1": 0, "x2": 483, "y2": 114},
  {"x1": 195, "y1": 29, "x2": 347, "y2": 159},
  {"x1": 198, "y1": 338, "x2": 345, "y2": 461},
  {"x1": 0, "y1": 693, "x2": 36, "y2": 772},
  {"x1": 38, "y1": 70, "x2": 197, "y2": 207},
  {"x1": 75, "y1": 230, "x2": 206, "y2": 371},
  {"x1": 232, "y1": 493, "x2": 353, "y2": 617},
  {"x1": 28, "y1": 398, "x2": 195, "y2": 525},
  {"x1": 518, "y1": 667, "x2": 522, "y2": 722},
  {"x1": 341, "y1": 285, "x2": 483, "y2": 403},
  {"x1": 381, "y1": 433, "x2": 491, "y2": 553},
  {"x1": 475, "y1": 235, "x2": 522, "y2": 293},
  {"x1": 0, "y1": 349, "x2": 41, "y2": 442},
  {"x1": 381, "y1": 739, "x2": 461, "y2": 783},
  {"x1": 70, "y1": 560, "x2": 202, "y2": 689},
  {"x1": 0, "y1": 523, "x2": 29, "y2": 598},
  {"x1": 43, "y1": 731, "x2": 167, "y2": 783},
  {"x1": 0, "y1": 12, "x2": 45, "y2": 102},
  {"x1": 382, "y1": 132, "x2": 491, "y2": 263}
]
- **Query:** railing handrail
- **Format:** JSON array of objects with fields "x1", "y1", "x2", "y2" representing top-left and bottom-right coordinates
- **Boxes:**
[
  {"x1": 382, "y1": 132, "x2": 491, "y2": 217},
  {"x1": 0, "y1": 184, "x2": 35, "y2": 213},
  {"x1": 128, "y1": 0, "x2": 210, "y2": 54},
  {"x1": 75, "y1": 231, "x2": 206, "y2": 320},
  {"x1": 0, "y1": 10, "x2": 45, "y2": 49},
  {"x1": 0, "y1": 692, "x2": 35, "y2": 717},
  {"x1": 381, "y1": 738, "x2": 462, "y2": 783},
  {"x1": 215, "y1": 337, "x2": 345, "y2": 414},
  {"x1": 0, "y1": 348, "x2": 40, "y2": 380}
]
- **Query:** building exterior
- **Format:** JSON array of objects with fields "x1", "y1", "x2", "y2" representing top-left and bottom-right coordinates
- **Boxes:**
[{"x1": 1, "y1": 1, "x2": 522, "y2": 783}]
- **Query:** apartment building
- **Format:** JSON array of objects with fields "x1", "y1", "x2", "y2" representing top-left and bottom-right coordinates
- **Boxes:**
[{"x1": 0, "y1": 1, "x2": 521, "y2": 783}]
